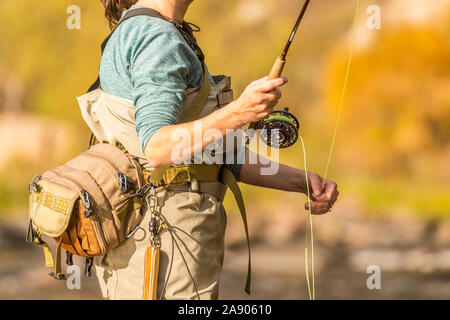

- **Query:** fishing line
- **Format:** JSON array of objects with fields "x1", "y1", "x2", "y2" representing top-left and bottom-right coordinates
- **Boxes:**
[
  {"x1": 322, "y1": 0, "x2": 361, "y2": 189},
  {"x1": 299, "y1": 135, "x2": 315, "y2": 300}
]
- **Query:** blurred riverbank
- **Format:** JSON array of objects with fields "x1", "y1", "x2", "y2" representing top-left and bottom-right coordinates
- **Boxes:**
[{"x1": 1, "y1": 202, "x2": 449, "y2": 300}]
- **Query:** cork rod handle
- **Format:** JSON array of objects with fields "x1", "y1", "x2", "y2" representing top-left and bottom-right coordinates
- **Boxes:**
[{"x1": 267, "y1": 57, "x2": 286, "y2": 80}]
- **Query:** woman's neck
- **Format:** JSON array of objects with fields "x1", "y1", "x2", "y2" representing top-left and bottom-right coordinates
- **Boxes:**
[{"x1": 135, "y1": 0, "x2": 191, "y2": 22}]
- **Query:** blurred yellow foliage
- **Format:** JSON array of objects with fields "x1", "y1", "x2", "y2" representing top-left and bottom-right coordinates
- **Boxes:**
[{"x1": 0, "y1": 0, "x2": 448, "y2": 219}]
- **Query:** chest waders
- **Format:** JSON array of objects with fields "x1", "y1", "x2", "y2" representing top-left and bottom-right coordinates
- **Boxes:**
[{"x1": 77, "y1": 8, "x2": 251, "y2": 299}]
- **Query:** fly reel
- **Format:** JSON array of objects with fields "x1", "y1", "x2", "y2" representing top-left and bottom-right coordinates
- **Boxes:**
[{"x1": 256, "y1": 107, "x2": 299, "y2": 148}]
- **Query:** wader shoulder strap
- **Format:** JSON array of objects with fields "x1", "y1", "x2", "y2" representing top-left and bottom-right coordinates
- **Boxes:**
[
  {"x1": 87, "y1": 8, "x2": 166, "y2": 93},
  {"x1": 181, "y1": 68, "x2": 211, "y2": 123}
]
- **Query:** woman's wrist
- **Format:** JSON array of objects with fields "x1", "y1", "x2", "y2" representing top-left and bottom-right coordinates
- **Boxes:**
[
  {"x1": 293, "y1": 168, "x2": 307, "y2": 194},
  {"x1": 207, "y1": 99, "x2": 246, "y2": 132}
]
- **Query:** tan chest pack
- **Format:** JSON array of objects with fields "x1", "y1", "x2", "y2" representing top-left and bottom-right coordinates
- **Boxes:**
[{"x1": 27, "y1": 143, "x2": 146, "y2": 278}]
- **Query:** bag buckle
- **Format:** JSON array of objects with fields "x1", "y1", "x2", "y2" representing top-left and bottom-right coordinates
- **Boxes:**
[{"x1": 118, "y1": 172, "x2": 135, "y2": 194}]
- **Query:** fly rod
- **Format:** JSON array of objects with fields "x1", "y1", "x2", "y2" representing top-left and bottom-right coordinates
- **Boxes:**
[
  {"x1": 247, "y1": 0, "x2": 311, "y2": 148},
  {"x1": 267, "y1": 0, "x2": 311, "y2": 81}
]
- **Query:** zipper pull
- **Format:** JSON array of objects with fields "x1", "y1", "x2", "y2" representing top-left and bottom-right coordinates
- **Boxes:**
[
  {"x1": 81, "y1": 190, "x2": 92, "y2": 218},
  {"x1": 118, "y1": 172, "x2": 134, "y2": 194},
  {"x1": 66, "y1": 251, "x2": 73, "y2": 266}
]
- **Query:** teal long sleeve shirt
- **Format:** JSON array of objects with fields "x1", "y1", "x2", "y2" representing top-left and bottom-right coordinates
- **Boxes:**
[{"x1": 99, "y1": 6, "x2": 244, "y2": 179}]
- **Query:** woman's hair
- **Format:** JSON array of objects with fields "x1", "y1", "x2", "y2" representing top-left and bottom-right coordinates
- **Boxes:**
[{"x1": 100, "y1": 0, "x2": 139, "y2": 29}]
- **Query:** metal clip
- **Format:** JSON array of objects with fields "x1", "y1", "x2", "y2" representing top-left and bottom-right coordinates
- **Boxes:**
[
  {"x1": 26, "y1": 219, "x2": 34, "y2": 244},
  {"x1": 126, "y1": 226, "x2": 140, "y2": 239},
  {"x1": 126, "y1": 183, "x2": 153, "y2": 199},
  {"x1": 28, "y1": 175, "x2": 42, "y2": 193},
  {"x1": 66, "y1": 251, "x2": 73, "y2": 266},
  {"x1": 49, "y1": 272, "x2": 66, "y2": 280},
  {"x1": 26, "y1": 221, "x2": 43, "y2": 245},
  {"x1": 85, "y1": 257, "x2": 94, "y2": 277}
]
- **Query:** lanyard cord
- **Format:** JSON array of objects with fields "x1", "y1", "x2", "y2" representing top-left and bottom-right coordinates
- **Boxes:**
[{"x1": 155, "y1": 208, "x2": 201, "y2": 300}]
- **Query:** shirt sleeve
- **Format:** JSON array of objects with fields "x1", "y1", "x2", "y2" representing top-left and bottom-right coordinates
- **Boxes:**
[
  {"x1": 127, "y1": 19, "x2": 201, "y2": 152},
  {"x1": 122, "y1": 17, "x2": 246, "y2": 181}
]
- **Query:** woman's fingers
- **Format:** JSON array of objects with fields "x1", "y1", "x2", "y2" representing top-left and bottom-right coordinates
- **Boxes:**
[
  {"x1": 308, "y1": 173, "x2": 324, "y2": 198},
  {"x1": 304, "y1": 200, "x2": 332, "y2": 215},
  {"x1": 323, "y1": 180, "x2": 338, "y2": 200},
  {"x1": 311, "y1": 179, "x2": 339, "y2": 204},
  {"x1": 301, "y1": 173, "x2": 339, "y2": 215},
  {"x1": 257, "y1": 88, "x2": 283, "y2": 112},
  {"x1": 255, "y1": 77, "x2": 288, "y2": 93}
]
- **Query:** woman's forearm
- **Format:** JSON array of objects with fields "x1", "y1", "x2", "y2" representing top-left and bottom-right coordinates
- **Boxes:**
[
  {"x1": 239, "y1": 150, "x2": 307, "y2": 194},
  {"x1": 144, "y1": 76, "x2": 288, "y2": 167},
  {"x1": 144, "y1": 78, "x2": 287, "y2": 167},
  {"x1": 240, "y1": 150, "x2": 340, "y2": 215}
]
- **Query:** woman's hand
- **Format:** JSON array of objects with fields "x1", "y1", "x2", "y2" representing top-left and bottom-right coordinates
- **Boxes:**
[
  {"x1": 228, "y1": 76, "x2": 288, "y2": 127},
  {"x1": 144, "y1": 77, "x2": 287, "y2": 167},
  {"x1": 303, "y1": 172, "x2": 339, "y2": 215}
]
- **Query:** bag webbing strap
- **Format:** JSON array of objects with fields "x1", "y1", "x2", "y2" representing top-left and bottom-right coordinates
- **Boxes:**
[
  {"x1": 34, "y1": 234, "x2": 65, "y2": 280},
  {"x1": 49, "y1": 239, "x2": 65, "y2": 280},
  {"x1": 147, "y1": 164, "x2": 221, "y2": 186}
]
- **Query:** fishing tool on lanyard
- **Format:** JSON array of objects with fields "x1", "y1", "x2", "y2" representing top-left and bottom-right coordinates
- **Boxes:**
[{"x1": 143, "y1": 185, "x2": 164, "y2": 300}]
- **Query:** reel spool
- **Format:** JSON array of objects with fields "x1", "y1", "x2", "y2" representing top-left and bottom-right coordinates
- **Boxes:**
[{"x1": 256, "y1": 107, "x2": 300, "y2": 148}]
